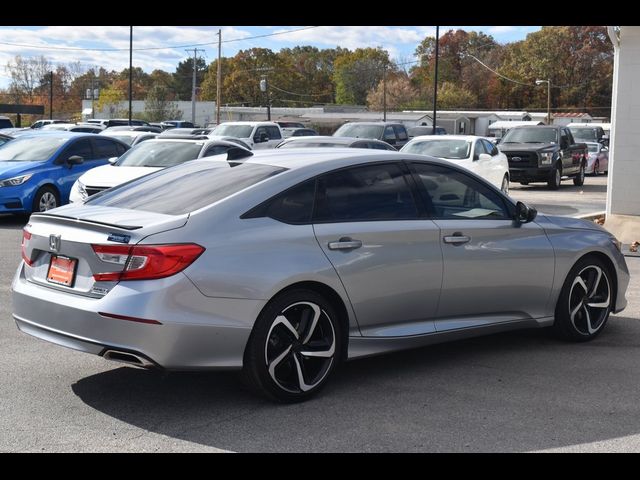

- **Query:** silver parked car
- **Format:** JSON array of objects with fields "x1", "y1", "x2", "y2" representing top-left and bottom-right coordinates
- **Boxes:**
[{"x1": 13, "y1": 149, "x2": 629, "y2": 402}]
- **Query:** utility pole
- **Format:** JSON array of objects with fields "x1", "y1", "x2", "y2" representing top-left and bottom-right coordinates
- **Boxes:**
[
  {"x1": 382, "y1": 61, "x2": 387, "y2": 122},
  {"x1": 129, "y1": 26, "x2": 133, "y2": 125},
  {"x1": 256, "y1": 67, "x2": 274, "y2": 121},
  {"x1": 216, "y1": 29, "x2": 222, "y2": 125},
  {"x1": 432, "y1": 25, "x2": 440, "y2": 135},
  {"x1": 535, "y1": 79, "x2": 552, "y2": 125},
  {"x1": 49, "y1": 71, "x2": 53, "y2": 119},
  {"x1": 186, "y1": 48, "x2": 205, "y2": 125}
]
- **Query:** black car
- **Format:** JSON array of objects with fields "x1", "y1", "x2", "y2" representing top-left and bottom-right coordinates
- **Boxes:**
[
  {"x1": 333, "y1": 122, "x2": 409, "y2": 148},
  {"x1": 0, "y1": 116, "x2": 13, "y2": 129}
]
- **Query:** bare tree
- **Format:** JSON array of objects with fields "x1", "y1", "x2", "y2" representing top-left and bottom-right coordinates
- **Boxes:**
[{"x1": 4, "y1": 55, "x2": 52, "y2": 103}]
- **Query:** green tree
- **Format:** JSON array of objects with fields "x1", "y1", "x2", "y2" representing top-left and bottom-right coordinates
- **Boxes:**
[
  {"x1": 173, "y1": 57, "x2": 208, "y2": 101},
  {"x1": 333, "y1": 48, "x2": 391, "y2": 105},
  {"x1": 143, "y1": 83, "x2": 182, "y2": 122},
  {"x1": 437, "y1": 82, "x2": 478, "y2": 109}
]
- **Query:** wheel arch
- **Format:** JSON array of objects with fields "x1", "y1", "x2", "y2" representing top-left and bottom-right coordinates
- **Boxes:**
[
  {"x1": 564, "y1": 251, "x2": 619, "y2": 312},
  {"x1": 31, "y1": 183, "x2": 61, "y2": 212}
]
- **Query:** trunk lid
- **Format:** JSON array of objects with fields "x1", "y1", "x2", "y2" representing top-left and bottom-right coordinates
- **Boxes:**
[{"x1": 22, "y1": 205, "x2": 188, "y2": 297}]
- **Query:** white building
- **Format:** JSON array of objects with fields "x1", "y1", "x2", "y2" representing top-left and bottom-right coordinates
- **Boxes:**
[
  {"x1": 81, "y1": 99, "x2": 217, "y2": 126},
  {"x1": 605, "y1": 26, "x2": 640, "y2": 244}
]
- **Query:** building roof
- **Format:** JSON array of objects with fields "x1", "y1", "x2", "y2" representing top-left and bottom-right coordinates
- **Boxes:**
[
  {"x1": 552, "y1": 112, "x2": 592, "y2": 118},
  {"x1": 488, "y1": 120, "x2": 545, "y2": 129}
]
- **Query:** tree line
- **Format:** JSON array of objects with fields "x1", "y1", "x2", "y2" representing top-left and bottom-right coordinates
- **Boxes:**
[{"x1": 1, "y1": 26, "x2": 614, "y2": 125}]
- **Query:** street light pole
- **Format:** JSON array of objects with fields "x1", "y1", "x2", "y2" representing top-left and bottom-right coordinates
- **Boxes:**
[{"x1": 536, "y1": 79, "x2": 551, "y2": 125}]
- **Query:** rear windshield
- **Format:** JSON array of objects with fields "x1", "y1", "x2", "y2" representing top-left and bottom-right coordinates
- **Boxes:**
[
  {"x1": 116, "y1": 141, "x2": 204, "y2": 167},
  {"x1": 333, "y1": 124, "x2": 384, "y2": 139},
  {"x1": 86, "y1": 160, "x2": 286, "y2": 215}
]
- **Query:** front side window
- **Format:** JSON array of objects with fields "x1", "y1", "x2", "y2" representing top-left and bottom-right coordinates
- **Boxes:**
[
  {"x1": 473, "y1": 140, "x2": 486, "y2": 160},
  {"x1": 314, "y1": 163, "x2": 418, "y2": 222},
  {"x1": 394, "y1": 125, "x2": 409, "y2": 141},
  {"x1": 266, "y1": 126, "x2": 282, "y2": 140},
  {"x1": 383, "y1": 126, "x2": 396, "y2": 141},
  {"x1": 62, "y1": 138, "x2": 93, "y2": 161},
  {"x1": 411, "y1": 163, "x2": 510, "y2": 220}
]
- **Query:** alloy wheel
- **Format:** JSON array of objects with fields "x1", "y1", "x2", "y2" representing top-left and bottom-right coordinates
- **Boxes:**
[
  {"x1": 568, "y1": 265, "x2": 611, "y2": 336},
  {"x1": 39, "y1": 192, "x2": 57, "y2": 211},
  {"x1": 501, "y1": 175, "x2": 509, "y2": 195},
  {"x1": 264, "y1": 301, "x2": 336, "y2": 394}
]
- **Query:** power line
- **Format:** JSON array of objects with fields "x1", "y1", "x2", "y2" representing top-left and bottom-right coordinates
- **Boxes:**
[{"x1": 0, "y1": 26, "x2": 320, "y2": 52}]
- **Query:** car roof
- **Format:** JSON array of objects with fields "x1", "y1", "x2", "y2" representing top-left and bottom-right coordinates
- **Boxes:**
[
  {"x1": 13, "y1": 131, "x2": 97, "y2": 139},
  {"x1": 339, "y1": 121, "x2": 403, "y2": 126},
  {"x1": 280, "y1": 136, "x2": 358, "y2": 145},
  {"x1": 216, "y1": 121, "x2": 280, "y2": 126},
  {"x1": 101, "y1": 130, "x2": 154, "y2": 137},
  {"x1": 408, "y1": 135, "x2": 482, "y2": 142}
]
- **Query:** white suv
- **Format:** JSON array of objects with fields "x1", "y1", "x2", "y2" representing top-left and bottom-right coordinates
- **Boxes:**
[{"x1": 211, "y1": 121, "x2": 283, "y2": 149}]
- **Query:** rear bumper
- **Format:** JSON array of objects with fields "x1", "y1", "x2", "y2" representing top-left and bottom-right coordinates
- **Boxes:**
[{"x1": 11, "y1": 263, "x2": 264, "y2": 369}]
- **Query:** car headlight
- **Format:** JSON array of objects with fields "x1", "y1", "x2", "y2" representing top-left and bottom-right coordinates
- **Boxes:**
[
  {"x1": 539, "y1": 152, "x2": 553, "y2": 165},
  {"x1": 76, "y1": 180, "x2": 88, "y2": 200},
  {"x1": 0, "y1": 174, "x2": 32, "y2": 187}
]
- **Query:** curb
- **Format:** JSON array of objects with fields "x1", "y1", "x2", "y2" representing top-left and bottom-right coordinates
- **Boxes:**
[{"x1": 573, "y1": 210, "x2": 606, "y2": 221}]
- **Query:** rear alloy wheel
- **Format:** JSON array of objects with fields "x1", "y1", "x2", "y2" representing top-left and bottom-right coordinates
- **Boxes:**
[
  {"x1": 553, "y1": 257, "x2": 613, "y2": 342},
  {"x1": 500, "y1": 175, "x2": 510, "y2": 195},
  {"x1": 548, "y1": 163, "x2": 562, "y2": 190},
  {"x1": 573, "y1": 163, "x2": 586, "y2": 186},
  {"x1": 33, "y1": 186, "x2": 59, "y2": 212},
  {"x1": 243, "y1": 289, "x2": 341, "y2": 402}
]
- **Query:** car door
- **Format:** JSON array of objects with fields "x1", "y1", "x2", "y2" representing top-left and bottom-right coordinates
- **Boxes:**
[
  {"x1": 312, "y1": 162, "x2": 442, "y2": 337},
  {"x1": 408, "y1": 161, "x2": 555, "y2": 331},
  {"x1": 54, "y1": 138, "x2": 95, "y2": 202},
  {"x1": 560, "y1": 128, "x2": 580, "y2": 174}
]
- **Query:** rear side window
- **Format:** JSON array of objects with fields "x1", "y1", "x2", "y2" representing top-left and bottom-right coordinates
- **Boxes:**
[
  {"x1": 314, "y1": 163, "x2": 418, "y2": 222},
  {"x1": 86, "y1": 161, "x2": 286, "y2": 215},
  {"x1": 244, "y1": 179, "x2": 316, "y2": 224}
]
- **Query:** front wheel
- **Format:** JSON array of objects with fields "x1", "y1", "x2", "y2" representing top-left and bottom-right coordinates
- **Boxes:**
[
  {"x1": 243, "y1": 289, "x2": 342, "y2": 402},
  {"x1": 552, "y1": 256, "x2": 614, "y2": 342},
  {"x1": 500, "y1": 174, "x2": 510, "y2": 195},
  {"x1": 547, "y1": 164, "x2": 562, "y2": 190},
  {"x1": 32, "y1": 186, "x2": 60, "y2": 212},
  {"x1": 573, "y1": 163, "x2": 585, "y2": 186}
]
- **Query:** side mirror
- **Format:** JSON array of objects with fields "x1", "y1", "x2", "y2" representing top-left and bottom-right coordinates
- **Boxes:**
[
  {"x1": 107, "y1": 157, "x2": 118, "y2": 165},
  {"x1": 66, "y1": 155, "x2": 84, "y2": 166},
  {"x1": 515, "y1": 201, "x2": 537, "y2": 224},
  {"x1": 477, "y1": 153, "x2": 492, "y2": 162}
]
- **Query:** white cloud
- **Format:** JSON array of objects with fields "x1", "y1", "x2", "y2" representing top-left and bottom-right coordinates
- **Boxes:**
[{"x1": 488, "y1": 26, "x2": 517, "y2": 34}]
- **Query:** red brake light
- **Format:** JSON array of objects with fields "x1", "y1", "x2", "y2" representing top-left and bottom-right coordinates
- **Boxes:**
[
  {"x1": 92, "y1": 244, "x2": 204, "y2": 281},
  {"x1": 21, "y1": 228, "x2": 33, "y2": 266}
]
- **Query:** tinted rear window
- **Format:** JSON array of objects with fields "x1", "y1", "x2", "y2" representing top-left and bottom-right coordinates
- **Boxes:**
[{"x1": 86, "y1": 161, "x2": 286, "y2": 215}]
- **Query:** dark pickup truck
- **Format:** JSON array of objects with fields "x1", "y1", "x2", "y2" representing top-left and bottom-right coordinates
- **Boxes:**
[{"x1": 498, "y1": 125, "x2": 588, "y2": 190}]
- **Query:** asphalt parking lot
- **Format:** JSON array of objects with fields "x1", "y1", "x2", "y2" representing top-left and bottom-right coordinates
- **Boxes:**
[{"x1": 2, "y1": 177, "x2": 638, "y2": 452}]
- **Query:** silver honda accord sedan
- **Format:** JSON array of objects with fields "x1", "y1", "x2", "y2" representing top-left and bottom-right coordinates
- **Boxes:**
[{"x1": 12, "y1": 149, "x2": 629, "y2": 402}]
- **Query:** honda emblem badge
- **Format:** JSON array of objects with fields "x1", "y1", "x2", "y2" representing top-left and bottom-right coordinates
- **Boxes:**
[{"x1": 49, "y1": 234, "x2": 61, "y2": 252}]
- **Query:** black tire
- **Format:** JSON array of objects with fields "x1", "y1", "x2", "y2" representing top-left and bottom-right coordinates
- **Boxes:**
[
  {"x1": 32, "y1": 186, "x2": 60, "y2": 212},
  {"x1": 243, "y1": 289, "x2": 342, "y2": 402},
  {"x1": 552, "y1": 256, "x2": 614, "y2": 342},
  {"x1": 547, "y1": 163, "x2": 562, "y2": 190},
  {"x1": 573, "y1": 162, "x2": 585, "y2": 186}
]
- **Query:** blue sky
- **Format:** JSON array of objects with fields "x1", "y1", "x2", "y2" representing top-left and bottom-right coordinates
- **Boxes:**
[{"x1": 0, "y1": 26, "x2": 542, "y2": 88}]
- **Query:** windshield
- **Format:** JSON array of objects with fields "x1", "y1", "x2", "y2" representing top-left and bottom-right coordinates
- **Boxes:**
[
  {"x1": 116, "y1": 141, "x2": 203, "y2": 167},
  {"x1": 0, "y1": 135, "x2": 68, "y2": 161},
  {"x1": 402, "y1": 139, "x2": 471, "y2": 159},
  {"x1": 502, "y1": 128, "x2": 558, "y2": 144},
  {"x1": 569, "y1": 128, "x2": 598, "y2": 142},
  {"x1": 333, "y1": 124, "x2": 384, "y2": 139},
  {"x1": 212, "y1": 124, "x2": 254, "y2": 138},
  {"x1": 87, "y1": 161, "x2": 286, "y2": 215}
]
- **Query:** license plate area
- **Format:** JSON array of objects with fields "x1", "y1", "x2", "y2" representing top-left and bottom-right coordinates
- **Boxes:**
[{"x1": 47, "y1": 255, "x2": 78, "y2": 287}]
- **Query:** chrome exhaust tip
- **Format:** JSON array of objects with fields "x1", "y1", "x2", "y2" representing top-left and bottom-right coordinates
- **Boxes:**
[{"x1": 103, "y1": 350, "x2": 154, "y2": 368}]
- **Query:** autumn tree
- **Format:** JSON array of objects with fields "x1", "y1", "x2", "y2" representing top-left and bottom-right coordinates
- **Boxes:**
[
  {"x1": 437, "y1": 82, "x2": 478, "y2": 109},
  {"x1": 366, "y1": 73, "x2": 420, "y2": 110},
  {"x1": 96, "y1": 85, "x2": 126, "y2": 118}
]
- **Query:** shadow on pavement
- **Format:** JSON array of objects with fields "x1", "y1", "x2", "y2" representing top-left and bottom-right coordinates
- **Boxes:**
[
  {"x1": 0, "y1": 214, "x2": 29, "y2": 230},
  {"x1": 72, "y1": 315, "x2": 640, "y2": 452}
]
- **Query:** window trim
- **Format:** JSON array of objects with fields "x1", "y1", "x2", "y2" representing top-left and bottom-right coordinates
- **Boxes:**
[{"x1": 406, "y1": 160, "x2": 515, "y2": 220}]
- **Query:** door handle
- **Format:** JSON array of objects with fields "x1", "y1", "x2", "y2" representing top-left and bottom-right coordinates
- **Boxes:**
[
  {"x1": 328, "y1": 237, "x2": 362, "y2": 250},
  {"x1": 443, "y1": 232, "x2": 471, "y2": 245}
]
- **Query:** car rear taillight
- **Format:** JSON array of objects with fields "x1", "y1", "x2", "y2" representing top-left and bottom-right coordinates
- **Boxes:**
[
  {"x1": 21, "y1": 228, "x2": 33, "y2": 266},
  {"x1": 91, "y1": 244, "x2": 205, "y2": 281}
]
